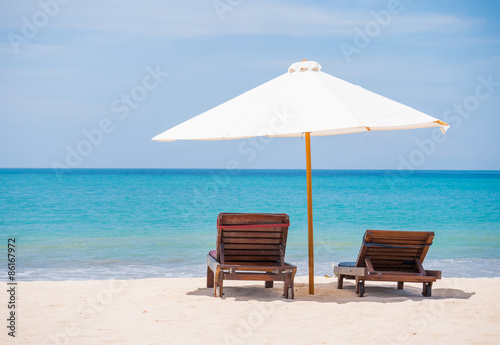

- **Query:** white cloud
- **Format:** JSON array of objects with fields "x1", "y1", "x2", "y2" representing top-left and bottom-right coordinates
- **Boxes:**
[
  {"x1": 0, "y1": 0, "x2": 482, "y2": 39},
  {"x1": 0, "y1": 42, "x2": 71, "y2": 59},
  {"x1": 387, "y1": 13, "x2": 481, "y2": 35}
]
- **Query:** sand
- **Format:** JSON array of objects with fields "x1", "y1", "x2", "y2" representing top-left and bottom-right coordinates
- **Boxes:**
[{"x1": 1, "y1": 276, "x2": 499, "y2": 345}]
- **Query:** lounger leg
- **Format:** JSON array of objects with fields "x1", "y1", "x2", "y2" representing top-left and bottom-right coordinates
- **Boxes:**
[
  {"x1": 214, "y1": 270, "x2": 223, "y2": 298},
  {"x1": 397, "y1": 282, "x2": 404, "y2": 290},
  {"x1": 422, "y1": 282, "x2": 433, "y2": 297},
  {"x1": 207, "y1": 266, "x2": 214, "y2": 288},
  {"x1": 355, "y1": 277, "x2": 365, "y2": 297},
  {"x1": 265, "y1": 281, "x2": 274, "y2": 288},
  {"x1": 337, "y1": 274, "x2": 344, "y2": 289},
  {"x1": 284, "y1": 273, "x2": 294, "y2": 299}
]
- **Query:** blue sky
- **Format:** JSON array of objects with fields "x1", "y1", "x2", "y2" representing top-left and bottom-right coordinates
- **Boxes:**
[{"x1": 1, "y1": 0, "x2": 499, "y2": 170}]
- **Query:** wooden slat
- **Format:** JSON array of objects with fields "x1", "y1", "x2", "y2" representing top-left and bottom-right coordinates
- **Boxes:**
[
  {"x1": 224, "y1": 255, "x2": 280, "y2": 262},
  {"x1": 366, "y1": 250, "x2": 420, "y2": 258},
  {"x1": 368, "y1": 254, "x2": 422, "y2": 259},
  {"x1": 371, "y1": 271, "x2": 420, "y2": 276},
  {"x1": 223, "y1": 244, "x2": 281, "y2": 250},
  {"x1": 367, "y1": 259, "x2": 416, "y2": 265},
  {"x1": 371, "y1": 264, "x2": 418, "y2": 268},
  {"x1": 223, "y1": 238, "x2": 281, "y2": 244},
  {"x1": 223, "y1": 231, "x2": 282, "y2": 238},
  {"x1": 366, "y1": 239, "x2": 428, "y2": 245},
  {"x1": 371, "y1": 264, "x2": 416, "y2": 269},
  {"x1": 224, "y1": 249, "x2": 280, "y2": 256},
  {"x1": 367, "y1": 229, "x2": 434, "y2": 238},
  {"x1": 220, "y1": 226, "x2": 286, "y2": 232},
  {"x1": 219, "y1": 213, "x2": 289, "y2": 225},
  {"x1": 368, "y1": 255, "x2": 421, "y2": 261},
  {"x1": 366, "y1": 248, "x2": 422, "y2": 254},
  {"x1": 369, "y1": 236, "x2": 428, "y2": 242},
  {"x1": 368, "y1": 254, "x2": 420, "y2": 260},
  {"x1": 372, "y1": 268, "x2": 417, "y2": 272},
  {"x1": 221, "y1": 262, "x2": 296, "y2": 271},
  {"x1": 224, "y1": 273, "x2": 283, "y2": 281}
]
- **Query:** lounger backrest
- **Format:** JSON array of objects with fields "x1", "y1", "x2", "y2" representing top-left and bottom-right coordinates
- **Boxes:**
[
  {"x1": 216, "y1": 213, "x2": 290, "y2": 265},
  {"x1": 355, "y1": 230, "x2": 435, "y2": 272}
]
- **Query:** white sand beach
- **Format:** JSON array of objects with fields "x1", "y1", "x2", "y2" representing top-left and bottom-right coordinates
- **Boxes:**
[{"x1": 2, "y1": 276, "x2": 499, "y2": 345}]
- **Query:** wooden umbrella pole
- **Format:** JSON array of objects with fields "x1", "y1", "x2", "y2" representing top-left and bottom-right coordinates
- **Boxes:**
[{"x1": 305, "y1": 132, "x2": 314, "y2": 295}]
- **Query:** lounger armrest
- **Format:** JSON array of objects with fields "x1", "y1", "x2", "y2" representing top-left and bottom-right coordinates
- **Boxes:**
[
  {"x1": 220, "y1": 263, "x2": 295, "y2": 272},
  {"x1": 333, "y1": 265, "x2": 368, "y2": 276},
  {"x1": 207, "y1": 254, "x2": 220, "y2": 274},
  {"x1": 283, "y1": 263, "x2": 297, "y2": 275},
  {"x1": 425, "y1": 270, "x2": 442, "y2": 279}
]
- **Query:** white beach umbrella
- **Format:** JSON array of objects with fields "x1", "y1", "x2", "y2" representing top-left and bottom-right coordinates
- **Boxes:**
[{"x1": 153, "y1": 60, "x2": 449, "y2": 294}]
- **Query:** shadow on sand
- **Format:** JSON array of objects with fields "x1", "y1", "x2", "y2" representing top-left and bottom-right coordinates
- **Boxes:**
[{"x1": 187, "y1": 280, "x2": 475, "y2": 303}]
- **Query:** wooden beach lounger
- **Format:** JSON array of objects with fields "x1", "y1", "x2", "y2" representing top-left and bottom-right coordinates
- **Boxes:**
[
  {"x1": 333, "y1": 230, "x2": 441, "y2": 297},
  {"x1": 207, "y1": 213, "x2": 297, "y2": 299}
]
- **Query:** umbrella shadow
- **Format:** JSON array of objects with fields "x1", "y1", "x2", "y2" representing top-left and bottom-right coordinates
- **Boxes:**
[
  {"x1": 186, "y1": 280, "x2": 475, "y2": 303},
  {"x1": 187, "y1": 283, "x2": 296, "y2": 302},
  {"x1": 329, "y1": 281, "x2": 475, "y2": 302}
]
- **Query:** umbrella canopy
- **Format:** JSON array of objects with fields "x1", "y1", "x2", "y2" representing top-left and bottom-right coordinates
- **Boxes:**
[
  {"x1": 153, "y1": 60, "x2": 449, "y2": 294},
  {"x1": 153, "y1": 60, "x2": 448, "y2": 142}
]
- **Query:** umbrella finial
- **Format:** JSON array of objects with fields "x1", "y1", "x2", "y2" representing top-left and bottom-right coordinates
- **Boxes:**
[{"x1": 288, "y1": 60, "x2": 322, "y2": 73}]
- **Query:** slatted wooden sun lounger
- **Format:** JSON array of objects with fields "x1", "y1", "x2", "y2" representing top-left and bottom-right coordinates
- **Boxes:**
[
  {"x1": 207, "y1": 213, "x2": 297, "y2": 299},
  {"x1": 333, "y1": 230, "x2": 441, "y2": 297}
]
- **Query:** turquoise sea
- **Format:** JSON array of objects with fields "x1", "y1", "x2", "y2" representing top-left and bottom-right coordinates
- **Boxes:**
[{"x1": 1, "y1": 169, "x2": 499, "y2": 281}]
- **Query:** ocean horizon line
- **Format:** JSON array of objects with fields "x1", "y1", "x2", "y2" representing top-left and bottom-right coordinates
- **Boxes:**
[{"x1": 1, "y1": 167, "x2": 500, "y2": 173}]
